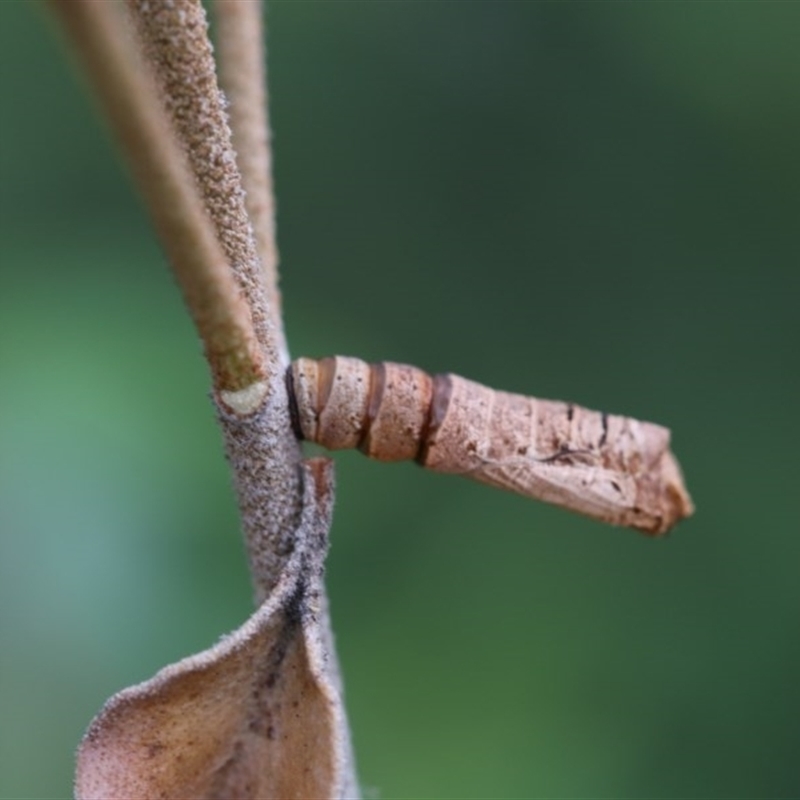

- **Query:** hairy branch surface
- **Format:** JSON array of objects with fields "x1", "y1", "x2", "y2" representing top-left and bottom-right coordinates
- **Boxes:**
[
  {"x1": 213, "y1": 0, "x2": 286, "y2": 361},
  {"x1": 49, "y1": 0, "x2": 265, "y2": 393}
]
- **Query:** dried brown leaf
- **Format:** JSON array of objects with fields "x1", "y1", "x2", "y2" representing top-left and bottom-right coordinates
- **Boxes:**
[{"x1": 75, "y1": 459, "x2": 358, "y2": 800}]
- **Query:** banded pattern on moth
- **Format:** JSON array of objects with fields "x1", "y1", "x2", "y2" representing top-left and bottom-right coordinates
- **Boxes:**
[{"x1": 288, "y1": 356, "x2": 693, "y2": 535}]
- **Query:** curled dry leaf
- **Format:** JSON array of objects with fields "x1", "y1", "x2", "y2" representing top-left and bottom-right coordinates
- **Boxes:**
[
  {"x1": 75, "y1": 459, "x2": 358, "y2": 800},
  {"x1": 290, "y1": 356, "x2": 694, "y2": 535}
]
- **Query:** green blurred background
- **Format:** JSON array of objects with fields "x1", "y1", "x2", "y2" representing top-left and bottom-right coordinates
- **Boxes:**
[{"x1": 1, "y1": 2, "x2": 798, "y2": 797}]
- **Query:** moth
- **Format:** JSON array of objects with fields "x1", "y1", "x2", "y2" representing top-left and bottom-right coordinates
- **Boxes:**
[{"x1": 288, "y1": 356, "x2": 693, "y2": 535}]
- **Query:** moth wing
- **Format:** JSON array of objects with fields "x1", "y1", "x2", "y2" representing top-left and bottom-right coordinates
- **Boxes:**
[{"x1": 471, "y1": 457, "x2": 648, "y2": 529}]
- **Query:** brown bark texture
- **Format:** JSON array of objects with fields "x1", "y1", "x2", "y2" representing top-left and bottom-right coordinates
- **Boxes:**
[{"x1": 213, "y1": 0, "x2": 284, "y2": 358}]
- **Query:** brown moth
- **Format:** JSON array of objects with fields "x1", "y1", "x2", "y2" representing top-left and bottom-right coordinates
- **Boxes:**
[{"x1": 288, "y1": 356, "x2": 693, "y2": 535}]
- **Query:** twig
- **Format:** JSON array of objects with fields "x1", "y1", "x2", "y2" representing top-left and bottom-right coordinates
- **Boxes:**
[
  {"x1": 48, "y1": 0, "x2": 265, "y2": 393},
  {"x1": 51, "y1": 3, "x2": 358, "y2": 795},
  {"x1": 125, "y1": 0, "x2": 281, "y2": 372},
  {"x1": 115, "y1": 0, "x2": 303, "y2": 596},
  {"x1": 52, "y1": 0, "x2": 304, "y2": 597},
  {"x1": 213, "y1": 0, "x2": 286, "y2": 361}
]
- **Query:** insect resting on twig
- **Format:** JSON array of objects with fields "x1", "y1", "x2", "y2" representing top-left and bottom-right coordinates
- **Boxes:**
[{"x1": 287, "y1": 357, "x2": 693, "y2": 535}]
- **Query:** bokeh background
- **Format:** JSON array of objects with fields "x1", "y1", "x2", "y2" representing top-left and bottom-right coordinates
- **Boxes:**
[{"x1": 2, "y1": 2, "x2": 799, "y2": 797}]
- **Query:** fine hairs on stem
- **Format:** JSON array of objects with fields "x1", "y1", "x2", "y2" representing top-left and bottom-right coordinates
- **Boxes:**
[
  {"x1": 48, "y1": 0, "x2": 266, "y2": 393},
  {"x1": 52, "y1": 3, "x2": 359, "y2": 796},
  {"x1": 121, "y1": 0, "x2": 305, "y2": 593},
  {"x1": 214, "y1": 0, "x2": 286, "y2": 361}
]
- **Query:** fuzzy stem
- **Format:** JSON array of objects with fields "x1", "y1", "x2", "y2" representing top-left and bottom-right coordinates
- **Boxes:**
[
  {"x1": 122, "y1": 0, "x2": 304, "y2": 596},
  {"x1": 125, "y1": 0, "x2": 282, "y2": 372},
  {"x1": 48, "y1": 0, "x2": 265, "y2": 393},
  {"x1": 51, "y1": 3, "x2": 356, "y2": 793},
  {"x1": 214, "y1": 0, "x2": 286, "y2": 362},
  {"x1": 50, "y1": 0, "x2": 304, "y2": 595}
]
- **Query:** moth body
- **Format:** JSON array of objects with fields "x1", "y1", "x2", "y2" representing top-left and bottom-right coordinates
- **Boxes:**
[{"x1": 289, "y1": 356, "x2": 693, "y2": 535}]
